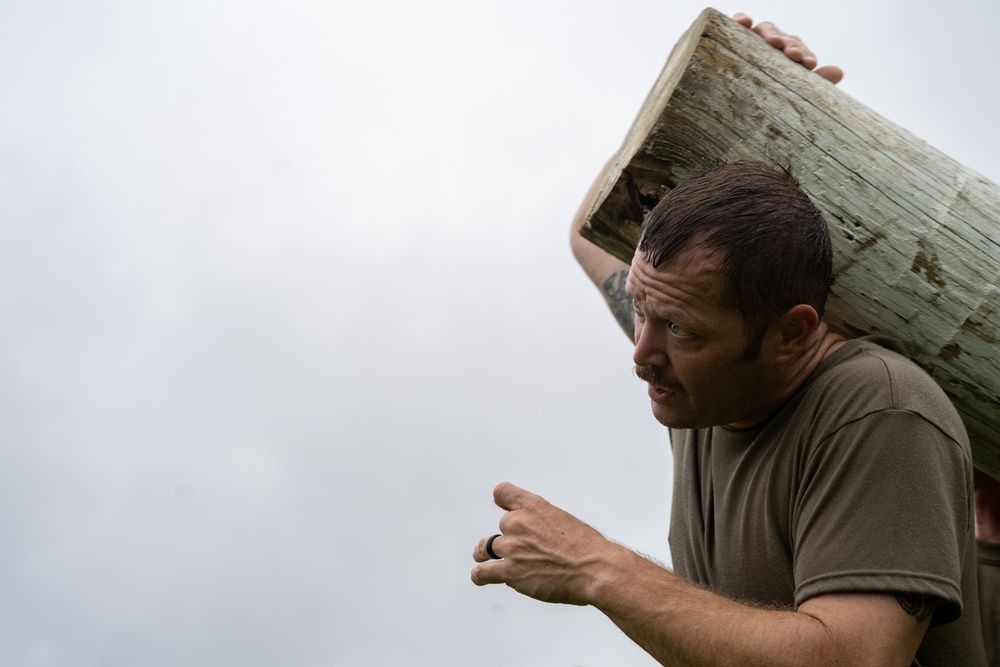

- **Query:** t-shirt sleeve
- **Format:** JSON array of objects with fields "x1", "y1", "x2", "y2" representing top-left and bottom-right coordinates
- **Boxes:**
[{"x1": 791, "y1": 409, "x2": 972, "y2": 625}]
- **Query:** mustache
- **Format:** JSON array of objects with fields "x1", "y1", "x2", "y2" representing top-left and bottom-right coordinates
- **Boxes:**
[{"x1": 634, "y1": 365, "x2": 681, "y2": 391}]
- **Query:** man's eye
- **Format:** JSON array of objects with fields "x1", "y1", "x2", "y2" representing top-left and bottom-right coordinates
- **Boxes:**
[{"x1": 669, "y1": 323, "x2": 692, "y2": 337}]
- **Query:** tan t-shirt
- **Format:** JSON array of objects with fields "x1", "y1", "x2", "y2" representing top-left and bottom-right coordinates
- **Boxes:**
[{"x1": 669, "y1": 336, "x2": 985, "y2": 665}]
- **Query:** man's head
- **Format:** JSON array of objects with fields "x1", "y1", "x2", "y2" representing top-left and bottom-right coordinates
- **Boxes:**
[{"x1": 637, "y1": 161, "x2": 832, "y2": 359}]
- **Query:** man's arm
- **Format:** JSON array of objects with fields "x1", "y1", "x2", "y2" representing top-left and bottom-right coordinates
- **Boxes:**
[
  {"x1": 472, "y1": 482, "x2": 930, "y2": 667},
  {"x1": 568, "y1": 156, "x2": 635, "y2": 341},
  {"x1": 975, "y1": 468, "x2": 1000, "y2": 542},
  {"x1": 569, "y1": 14, "x2": 842, "y2": 343},
  {"x1": 597, "y1": 552, "x2": 930, "y2": 667}
]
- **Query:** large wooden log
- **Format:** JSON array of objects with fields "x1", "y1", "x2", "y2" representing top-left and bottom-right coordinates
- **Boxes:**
[{"x1": 581, "y1": 8, "x2": 1000, "y2": 478}]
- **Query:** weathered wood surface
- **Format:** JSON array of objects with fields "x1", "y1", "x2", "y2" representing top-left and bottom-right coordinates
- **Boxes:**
[{"x1": 581, "y1": 8, "x2": 1000, "y2": 478}]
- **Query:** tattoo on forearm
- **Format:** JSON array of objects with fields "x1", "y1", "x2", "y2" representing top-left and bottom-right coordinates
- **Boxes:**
[
  {"x1": 894, "y1": 592, "x2": 935, "y2": 623},
  {"x1": 602, "y1": 270, "x2": 635, "y2": 339}
]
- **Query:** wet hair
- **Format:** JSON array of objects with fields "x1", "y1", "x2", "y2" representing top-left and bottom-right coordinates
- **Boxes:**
[{"x1": 638, "y1": 161, "x2": 833, "y2": 359}]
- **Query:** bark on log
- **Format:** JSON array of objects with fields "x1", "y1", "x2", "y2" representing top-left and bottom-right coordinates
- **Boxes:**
[{"x1": 581, "y1": 8, "x2": 1000, "y2": 478}]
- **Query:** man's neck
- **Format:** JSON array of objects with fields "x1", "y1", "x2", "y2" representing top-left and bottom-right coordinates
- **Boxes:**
[{"x1": 769, "y1": 323, "x2": 847, "y2": 414}]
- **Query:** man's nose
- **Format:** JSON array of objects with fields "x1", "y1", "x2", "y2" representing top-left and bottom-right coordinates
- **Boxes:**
[{"x1": 633, "y1": 324, "x2": 669, "y2": 368}]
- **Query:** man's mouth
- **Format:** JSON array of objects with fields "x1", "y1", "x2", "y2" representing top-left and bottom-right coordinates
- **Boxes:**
[
  {"x1": 635, "y1": 365, "x2": 681, "y2": 393},
  {"x1": 647, "y1": 384, "x2": 678, "y2": 403}
]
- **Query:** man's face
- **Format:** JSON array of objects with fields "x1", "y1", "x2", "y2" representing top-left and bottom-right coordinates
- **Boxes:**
[{"x1": 626, "y1": 246, "x2": 781, "y2": 430}]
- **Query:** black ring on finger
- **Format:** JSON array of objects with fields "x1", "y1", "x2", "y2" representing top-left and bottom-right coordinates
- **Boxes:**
[{"x1": 485, "y1": 533, "x2": 502, "y2": 560}]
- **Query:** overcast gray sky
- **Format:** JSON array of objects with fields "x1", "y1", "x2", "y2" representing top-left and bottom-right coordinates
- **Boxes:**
[{"x1": 1, "y1": 1, "x2": 997, "y2": 666}]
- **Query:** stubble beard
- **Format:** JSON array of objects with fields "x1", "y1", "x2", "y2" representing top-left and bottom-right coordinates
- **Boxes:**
[{"x1": 634, "y1": 358, "x2": 774, "y2": 430}]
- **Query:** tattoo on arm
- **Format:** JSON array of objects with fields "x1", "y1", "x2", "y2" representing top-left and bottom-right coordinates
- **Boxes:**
[
  {"x1": 602, "y1": 270, "x2": 635, "y2": 340},
  {"x1": 893, "y1": 592, "x2": 935, "y2": 624}
]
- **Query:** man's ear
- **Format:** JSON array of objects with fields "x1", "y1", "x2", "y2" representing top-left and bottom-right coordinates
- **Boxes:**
[{"x1": 769, "y1": 304, "x2": 820, "y2": 362}]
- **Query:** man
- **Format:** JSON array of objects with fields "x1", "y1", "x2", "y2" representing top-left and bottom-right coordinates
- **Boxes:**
[
  {"x1": 976, "y1": 470, "x2": 1000, "y2": 664},
  {"x1": 470, "y1": 15, "x2": 987, "y2": 666}
]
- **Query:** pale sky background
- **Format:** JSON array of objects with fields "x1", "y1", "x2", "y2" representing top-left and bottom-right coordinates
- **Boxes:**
[{"x1": 1, "y1": 1, "x2": 997, "y2": 666}]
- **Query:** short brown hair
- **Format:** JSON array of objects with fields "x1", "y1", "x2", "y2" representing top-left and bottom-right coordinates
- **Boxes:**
[{"x1": 638, "y1": 162, "x2": 833, "y2": 358}]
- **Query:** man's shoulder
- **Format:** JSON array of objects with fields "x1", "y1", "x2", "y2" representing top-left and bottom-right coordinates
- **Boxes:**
[
  {"x1": 823, "y1": 335, "x2": 914, "y2": 380},
  {"x1": 819, "y1": 336, "x2": 948, "y2": 405},
  {"x1": 801, "y1": 335, "x2": 967, "y2": 443}
]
